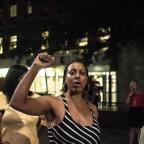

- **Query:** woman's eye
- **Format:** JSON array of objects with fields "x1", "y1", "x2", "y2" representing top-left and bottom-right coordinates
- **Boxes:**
[
  {"x1": 80, "y1": 71, "x2": 86, "y2": 75},
  {"x1": 69, "y1": 71, "x2": 75, "y2": 75},
  {"x1": 68, "y1": 69, "x2": 86, "y2": 76}
]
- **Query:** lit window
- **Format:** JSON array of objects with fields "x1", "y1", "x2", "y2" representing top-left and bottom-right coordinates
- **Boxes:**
[
  {"x1": 10, "y1": 5, "x2": 17, "y2": 17},
  {"x1": 10, "y1": 35, "x2": 17, "y2": 50},
  {"x1": 0, "y1": 37, "x2": 3, "y2": 54},
  {"x1": 101, "y1": 46, "x2": 109, "y2": 52},
  {"x1": 27, "y1": 1, "x2": 32, "y2": 14},
  {"x1": 78, "y1": 37, "x2": 88, "y2": 47},
  {"x1": 0, "y1": 68, "x2": 9, "y2": 77},
  {"x1": 99, "y1": 34, "x2": 111, "y2": 42},
  {"x1": 41, "y1": 31, "x2": 49, "y2": 50},
  {"x1": 98, "y1": 27, "x2": 111, "y2": 43}
]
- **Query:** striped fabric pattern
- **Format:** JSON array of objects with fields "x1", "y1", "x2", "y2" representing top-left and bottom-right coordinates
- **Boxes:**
[{"x1": 48, "y1": 96, "x2": 101, "y2": 144}]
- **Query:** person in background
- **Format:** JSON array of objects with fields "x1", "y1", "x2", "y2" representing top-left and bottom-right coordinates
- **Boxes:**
[
  {"x1": 10, "y1": 53, "x2": 101, "y2": 144},
  {"x1": 0, "y1": 91, "x2": 7, "y2": 144},
  {"x1": 0, "y1": 91, "x2": 7, "y2": 110},
  {"x1": 0, "y1": 110, "x2": 9, "y2": 144},
  {"x1": 1, "y1": 64, "x2": 40, "y2": 144},
  {"x1": 138, "y1": 125, "x2": 144, "y2": 144},
  {"x1": 125, "y1": 80, "x2": 144, "y2": 144}
]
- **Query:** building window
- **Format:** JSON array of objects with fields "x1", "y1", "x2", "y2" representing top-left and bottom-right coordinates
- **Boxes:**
[
  {"x1": 41, "y1": 31, "x2": 49, "y2": 50},
  {"x1": 77, "y1": 32, "x2": 88, "y2": 47},
  {"x1": 10, "y1": 5, "x2": 17, "y2": 17},
  {"x1": 27, "y1": 1, "x2": 32, "y2": 14},
  {"x1": 78, "y1": 37, "x2": 88, "y2": 47},
  {"x1": 0, "y1": 37, "x2": 3, "y2": 54},
  {"x1": 10, "y1": 35, "x2": 17, "y2": 50}
]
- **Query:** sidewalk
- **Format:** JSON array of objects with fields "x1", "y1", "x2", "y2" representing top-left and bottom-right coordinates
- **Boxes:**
[{"x1": 101, "y1": 127, "x2": 129, "y2": 144}]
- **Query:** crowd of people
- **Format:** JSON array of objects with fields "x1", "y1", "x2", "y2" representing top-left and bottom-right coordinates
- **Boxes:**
[
  {"x1": 0, "y1": 52, "x2": 144, "y2": 144},
  {"x1": 0, "y1": 53, "x2": 101, "y2": 144}
]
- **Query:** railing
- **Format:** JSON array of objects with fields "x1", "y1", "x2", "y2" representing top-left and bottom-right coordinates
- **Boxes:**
[{"x1": 98, "y1": 102, "x2": 128, "y2": 112}]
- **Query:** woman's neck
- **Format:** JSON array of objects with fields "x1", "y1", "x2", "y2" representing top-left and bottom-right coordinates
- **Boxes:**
[{"x1": 65, "y1": 92, "x2": 85, "y2": 104}]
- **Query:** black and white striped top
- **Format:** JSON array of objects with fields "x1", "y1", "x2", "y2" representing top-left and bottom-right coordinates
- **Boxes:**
[{"x1": 48, "y1": 95, "x2": 101, "y2": 144}]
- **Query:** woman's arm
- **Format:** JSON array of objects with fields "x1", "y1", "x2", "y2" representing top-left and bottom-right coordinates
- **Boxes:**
[
  {"x1": 125, "y1": 92, "x2": 133, "y2": 106},
  {"x1": 9, "y1": 53, "x2": 55, "y2": 115}
]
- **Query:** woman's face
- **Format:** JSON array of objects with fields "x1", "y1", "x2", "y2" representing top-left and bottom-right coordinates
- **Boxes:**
[
  {"x1": 130, "y1": 81, "x2": 138, "y2": 90},
  {"x1": 65, "y1": 62, "x2": 88, "y2": 94}
]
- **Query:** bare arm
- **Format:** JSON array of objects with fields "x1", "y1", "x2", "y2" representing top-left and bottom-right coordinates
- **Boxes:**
[
  {"x1": 125, "y1": 92, "x2": 133, "y2": 106},
  {"x1": 10, "y1": 53, "x2": 55, "y2": 115}
]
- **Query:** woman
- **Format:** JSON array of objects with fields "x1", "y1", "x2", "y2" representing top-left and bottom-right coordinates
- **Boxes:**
[
  {"x1": 1, "y1": 65, "x2": 40, "y2": 144},
  {"x1": 10, "y1": 53, "x2": 101, "y2": 144},
  {"x1": 0, "y1": 91, "x2": 7, "y2": 110},
  {"x1": 0, "y1": 110, "x2": 9, "y2": 144},
  {"x1": 125, "y1": 80, "x2": 144, "y2": 144}
]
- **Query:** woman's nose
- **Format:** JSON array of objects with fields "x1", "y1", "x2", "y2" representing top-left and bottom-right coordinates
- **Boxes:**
[{"x1": 75, "y1": 72, "x2": 80, "y2": 78}]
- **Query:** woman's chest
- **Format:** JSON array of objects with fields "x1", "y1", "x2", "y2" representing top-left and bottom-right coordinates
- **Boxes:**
[
  {"x1": 67, "y1": 103, "x2": 94, "y2": 126},
  {"x1": 133, "y1": 93, "x2": 144, "y2": 106}
]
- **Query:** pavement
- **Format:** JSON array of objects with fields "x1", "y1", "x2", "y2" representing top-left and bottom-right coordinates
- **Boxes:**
[{"x1": 100, "y1": 127, "x2": 129, "y2": 144}]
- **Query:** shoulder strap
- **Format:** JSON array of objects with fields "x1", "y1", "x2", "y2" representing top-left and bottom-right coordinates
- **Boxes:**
[
  {"x1": 87, "y1": 102, "x2": 97, "y2": 119},
  {"x1": 60, "y1": 95, "x2": 69, "y2": 111}
]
